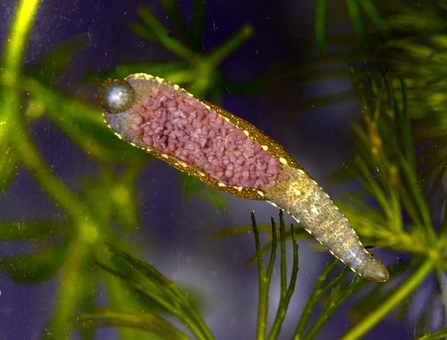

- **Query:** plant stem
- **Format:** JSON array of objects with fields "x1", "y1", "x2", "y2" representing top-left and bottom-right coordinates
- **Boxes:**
[
  {"x1": 314, "y1": 0, "x2": 328, "y2": 54},
  {"x1": 44, "y1": 240, "x2": 91, "y2": 339},
  {"x1": 268, "y1": 224, "x2": 299, "y2": 340},
  {"x1": 341, "y1": 259, "x2": 435, "y2": 340},
  {"x1": 137, "y1": 5, "x2": 197, "y2": 62},
  {"x1": 14, "y1": 112, "x2": 94, "y2": 224},
  {"x1": 293, "y1": 260, "x2": 339, "y2": 336},
  {"x1": 2, "y1": 0, "x2": 41, "y2": 84},
  {"x1": 0, "y1": 0, "x2": 41, "y2": 140},
  {"x1": 279, "y1": 213, "x2": 287, "y2": 295},
  {"x1": 190, "y1": 0, "x2": 207, "y2": 50},
  {"x1": 304, "y1": 272, "x2": 360, "y2": 340},
  {"x1": 253, "y1": 212, "x2": 276, "y2": 340}
]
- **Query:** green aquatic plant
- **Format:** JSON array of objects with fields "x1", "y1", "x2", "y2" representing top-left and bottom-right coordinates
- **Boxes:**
[
  {"x1": 88, "y1": 1, "x2": 254, "y2": 100},
  {"x1": 74, "y1": 212, "x2": 363, "y2": 340},
  {"x1": 294, "y1": 1, "x2": 447, "y2": 336},
  {"x1": 0, "y1": 0, "x2": 254, "y2": 338},
  {"x1": 1, "y1": 0, "x2": 446, "y2": 339}
]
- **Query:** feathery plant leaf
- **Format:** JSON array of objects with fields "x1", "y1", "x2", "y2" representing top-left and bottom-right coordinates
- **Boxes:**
[
  {"x1": 85, "y1": 245, "x2": 215, "y2": 340},
  {"x1": 237, "y1": 211, "x2": 363, "y2": 339},
  {"x1": 90, "y1": 0, "x2": 258, "y2": 209},
  {"x1": 75, "y1": 307, "x2": 190, "y2": 340},
  {"x1": 332, "y1": 63, "x2": 447, "y2": 338},
  {"x1": 0, "y1": 0, "x2": 260, "y2": 337},
  {"x1": 3, "y1": 0, "x2": 445, "y2": 338},
  {"x1": 80, "y1": 211, "x2": 365, "y2": 340}
]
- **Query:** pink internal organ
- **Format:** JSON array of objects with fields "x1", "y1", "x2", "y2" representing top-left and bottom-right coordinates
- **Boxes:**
[{"x1": 130, "y1": 88, "x2": 288, "y2": 189}]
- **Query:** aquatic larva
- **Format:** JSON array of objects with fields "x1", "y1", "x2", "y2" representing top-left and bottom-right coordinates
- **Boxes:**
[{"x1": 98, "y1": 73, "x2": 389, "y2": 282}]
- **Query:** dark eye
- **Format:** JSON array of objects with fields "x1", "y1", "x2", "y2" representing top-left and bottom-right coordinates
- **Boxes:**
[{"x1": 98, "y1": 79, "x2": 135, "y2": 114}]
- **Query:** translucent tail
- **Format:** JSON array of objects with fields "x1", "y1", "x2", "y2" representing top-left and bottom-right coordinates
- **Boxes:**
[{"x1": 264, "y1": 164, "x2": 389, "y2": 282}]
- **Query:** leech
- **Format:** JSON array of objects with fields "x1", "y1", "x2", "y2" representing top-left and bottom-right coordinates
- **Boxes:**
[{"x1": 99, "y1": 73, "x2": 389, "y2": 282}]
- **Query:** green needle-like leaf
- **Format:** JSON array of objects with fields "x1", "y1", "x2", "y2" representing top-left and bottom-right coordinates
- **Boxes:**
[
  {"x1": 97, "y1": 246, "x2": 215, "y2": 340},
  {"x1": 0, "y1": 240, "x2": 69, "y2": 282},
  {"x1": 418, "y1": 327, "x2": 447, "y2": 340},
  {"x1": 75, "y1": 307, "x2": 190, "y2": 340},
  {"x1": 0, "y1": 220, "x2": 66, "y2": 240}
]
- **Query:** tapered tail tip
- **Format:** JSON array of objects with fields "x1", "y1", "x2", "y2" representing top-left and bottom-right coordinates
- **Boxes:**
[{"x1": 362, "y1": 259, "x2": 389, "y2": 282}]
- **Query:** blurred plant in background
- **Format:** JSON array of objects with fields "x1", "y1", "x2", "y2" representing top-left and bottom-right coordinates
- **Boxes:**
[
  {"x1": 2, "y1": 0, "x2": 447, "y2": 339},
  {"x1": 299, "y1": 0, "x2": 447, "y2": 338}
]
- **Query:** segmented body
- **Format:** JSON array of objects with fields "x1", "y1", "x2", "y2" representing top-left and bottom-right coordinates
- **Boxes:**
[{"x1": 99, "y1": 73, "x2": 389, "y2": 282}]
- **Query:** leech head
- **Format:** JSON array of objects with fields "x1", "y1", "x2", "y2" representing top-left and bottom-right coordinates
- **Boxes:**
[
  {"x1": 361, "y1": 258, "x2": 389, "y2": 282},
  {"x1": 99, "y1": 79, "x2": 135, "y2": 114}
]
